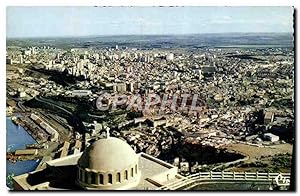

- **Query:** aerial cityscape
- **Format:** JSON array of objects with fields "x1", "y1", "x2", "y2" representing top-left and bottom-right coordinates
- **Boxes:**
[{"x1": 6, "y1": 6, "x2": 294, "y2": 191}]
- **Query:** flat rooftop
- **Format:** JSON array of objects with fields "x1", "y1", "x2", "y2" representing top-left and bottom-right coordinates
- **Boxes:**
[{"x1": 13, "y1": 152, "x2": 182, "y2": 190}]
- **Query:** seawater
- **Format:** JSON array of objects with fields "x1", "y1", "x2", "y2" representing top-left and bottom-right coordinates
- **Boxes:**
[{"x1": 6, "y1": 117, "x2": 40, "y2": 188}]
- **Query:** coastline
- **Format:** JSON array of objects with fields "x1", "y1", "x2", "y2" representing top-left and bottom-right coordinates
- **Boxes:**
[
  {"x1": 6, "y1": 117, "x2": 41, "y2": 188},
  {"x1": 10, "y1": 116, "x2": 42, "y2": 144}
]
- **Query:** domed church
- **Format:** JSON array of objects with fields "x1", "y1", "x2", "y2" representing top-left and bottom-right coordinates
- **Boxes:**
[
  {"x1": 77, "y1": 137, "x2": 141, "y2": 190},
  {"x1": 13, "y1": 135, "x2": 182, "y2": 190}
]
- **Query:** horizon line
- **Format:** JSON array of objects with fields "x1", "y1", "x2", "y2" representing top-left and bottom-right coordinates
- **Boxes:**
[{"x1": 6, "y1": 32, "x2": 294, "y2": 40}]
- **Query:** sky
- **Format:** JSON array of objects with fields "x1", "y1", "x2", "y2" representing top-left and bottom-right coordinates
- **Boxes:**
[{"x1": 6, "y1": 6, "x2": 294, "y2": 38}]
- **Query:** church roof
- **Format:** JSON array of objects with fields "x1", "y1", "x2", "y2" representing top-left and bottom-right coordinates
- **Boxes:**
[{"x1": 78, "y1": 137, "x2": 138, "y2": 172}]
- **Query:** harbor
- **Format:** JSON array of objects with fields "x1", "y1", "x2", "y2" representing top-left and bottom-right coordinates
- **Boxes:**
[{"x1": 6, "y1": 117, "x2": 40, "y2": 188}]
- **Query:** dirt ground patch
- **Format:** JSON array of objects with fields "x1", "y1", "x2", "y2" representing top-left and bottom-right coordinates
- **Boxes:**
[
  {"x1": 224, "y1": 143, "x2": 293, "y2": 173},
  {"x1": 225, "y1": 143, "x2": 293, "y2": 161}
]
